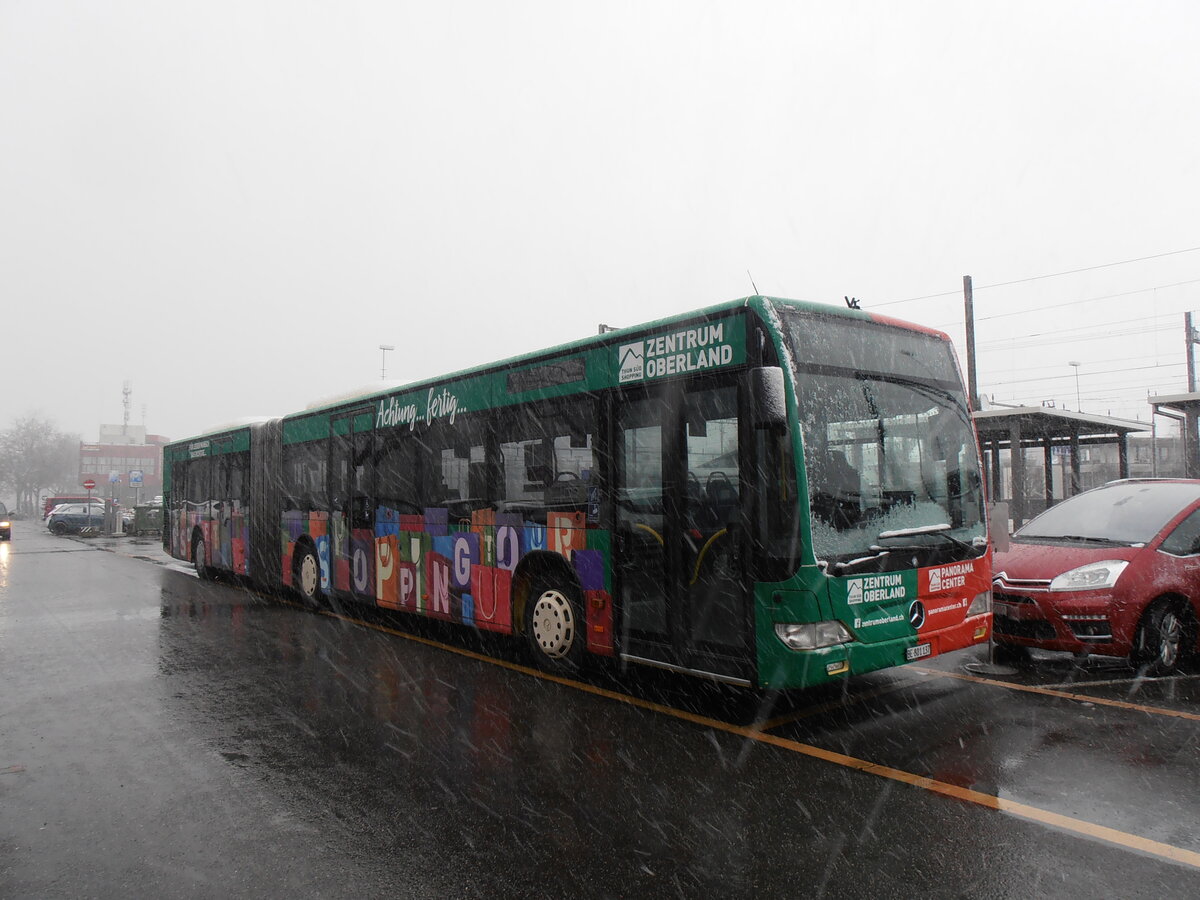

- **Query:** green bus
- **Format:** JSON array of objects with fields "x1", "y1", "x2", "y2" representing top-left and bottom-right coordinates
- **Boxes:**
[{"x1": 164, "y1": 296, "x2": 992, "y2": 690}]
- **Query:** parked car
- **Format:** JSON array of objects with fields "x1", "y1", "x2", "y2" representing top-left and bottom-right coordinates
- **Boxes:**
[
  {"x1": 993, "y1": 479, "x2": 1200, "y2": 674},
  {"x1": 42, "y1": 494, "x2": 101, "y2": 519},
  {"x1": 0, "y1": 502, "x2": 10, "y2": 541},
  {"x1": 46, "y1": 502, "x2": 106, "y2": 536}
]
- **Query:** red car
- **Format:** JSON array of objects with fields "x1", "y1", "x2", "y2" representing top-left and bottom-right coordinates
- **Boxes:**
[{"x1": 993, "y1": 479, "x2": 1200, "y2": 674}]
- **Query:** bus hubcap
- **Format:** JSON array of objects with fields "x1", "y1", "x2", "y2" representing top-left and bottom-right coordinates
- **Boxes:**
[
  {"x1": 300, "y1": 554, "x2": 319, "y2": 597},
  {"x1": 531, "y1": 590, "x2": 575, "y2": 658}
]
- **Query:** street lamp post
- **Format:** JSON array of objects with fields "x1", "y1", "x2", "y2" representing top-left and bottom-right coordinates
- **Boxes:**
[
  {"x1": 1069, "y1": 361, "x2": 1081, "y2": 411},
  {"x1": 379, "y1": 344, "x2": 395, "y2": 381}
]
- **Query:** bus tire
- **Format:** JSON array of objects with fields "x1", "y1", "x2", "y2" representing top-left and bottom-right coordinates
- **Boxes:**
[
  {"x1": 193, "y1": 535, "x2": 209, "y2": 579},
  {"x1": 524, "y1": 576, "x2": 584, "y2": 673},
  {"x1": 293, "y1": 545, "x2": 323, "y2": 608}
]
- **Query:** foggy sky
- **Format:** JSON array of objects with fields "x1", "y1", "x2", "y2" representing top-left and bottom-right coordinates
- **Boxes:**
[{"x1": 2, "y1": 1, "x2": 1198, "y2": 443}]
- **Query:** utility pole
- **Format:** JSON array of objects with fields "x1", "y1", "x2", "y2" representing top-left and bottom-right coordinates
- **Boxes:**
[
  {"x1": 964, "y1": 275, "x2": 978, "y2": 410},
  {"x1": 1186, "y1": 313, "x2": 1200, "y2": 477},
  {"x1": 1188, "y1": 312, "x2": 1198, "y2": 392}
]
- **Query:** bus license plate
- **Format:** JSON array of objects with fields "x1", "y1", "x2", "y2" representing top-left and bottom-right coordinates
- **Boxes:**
[{"x1": 905, "y1": 642, "x2": 932, "y2": 661}]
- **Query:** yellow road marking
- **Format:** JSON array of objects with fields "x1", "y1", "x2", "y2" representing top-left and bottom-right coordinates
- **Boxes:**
[
  {"x1": 298, "y1": 602, "x2": 1200, "y2": 870},
  {"x1": 910, "y1": 666, "x2": 1200, "y2": 723},
  {"x1": 1041, "y1": 673, "x2": 1200, "y2": 690}
]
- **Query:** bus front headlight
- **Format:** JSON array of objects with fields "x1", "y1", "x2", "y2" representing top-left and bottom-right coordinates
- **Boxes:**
[
  {"x1": 967, "y1": 590, "x2": 991, "y2": 616},
  {"x1": 775, "y1": 621, "x2": 852, "y2": 651}
]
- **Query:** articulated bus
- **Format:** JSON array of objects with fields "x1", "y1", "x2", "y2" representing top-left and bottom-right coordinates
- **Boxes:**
[{"x1": 163, "y1": 296, "x2": 992, "y2": 690}]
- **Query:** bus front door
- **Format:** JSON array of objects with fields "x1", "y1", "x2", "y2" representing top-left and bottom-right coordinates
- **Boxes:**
[{"x1": 615, "y1": 381, "x2": 751, "y2": 684}]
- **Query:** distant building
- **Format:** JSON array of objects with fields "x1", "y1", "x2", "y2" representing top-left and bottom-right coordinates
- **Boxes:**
[{"x1": 79, "y1": 425, "x2": 169, "y2": 506}]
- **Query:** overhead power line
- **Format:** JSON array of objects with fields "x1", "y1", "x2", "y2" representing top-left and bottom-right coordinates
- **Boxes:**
[
  {"x1": 986, "y1": 361, "x2": 1187, "y2": 388},
  {"x1": 978, "y1": 328, "x2": 1172, "y2": 351},
  {"x1": 874, "y1": 246, "x2": 1200, "y2": 308},
  {"x1": 984, "y1": 362, "x2": 1190, "y2": 391},
  {"x1": 926, "y1": 290, "x2": 1200, "y2": 333},
  {"x1": 975, "y1": 278, "x2": 1200, "y2": 323},
  {"x1": 973, "y1": 350, "x2": 1183, "y2": 375}
]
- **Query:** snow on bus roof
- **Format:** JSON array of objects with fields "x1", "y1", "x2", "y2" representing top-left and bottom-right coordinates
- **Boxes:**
[
  {"x1": 304, "y1": 381, "x2": 411, "y2": 410},
  {"x1": 181, "y1": 416, "x2": 277, "y2": 440},
  {"x1": 198, "y1": 297, "x2": 946, "y2": 429},
  {"x1": 289, "y1": 298, "x2": 769, "y2": 419}
]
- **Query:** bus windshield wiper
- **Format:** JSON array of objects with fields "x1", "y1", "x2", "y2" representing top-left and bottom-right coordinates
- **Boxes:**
[
  {"x1": 829, "y1": 548, "x2": 892, "y2": 575},
  {"x1": 875, "y1": 523, "x2": 980, "y2": 556}
]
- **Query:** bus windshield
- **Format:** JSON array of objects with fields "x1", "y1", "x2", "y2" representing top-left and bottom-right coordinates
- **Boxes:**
[{"x1": 782, "y1": 311, "x2": 987, "y2": 566}]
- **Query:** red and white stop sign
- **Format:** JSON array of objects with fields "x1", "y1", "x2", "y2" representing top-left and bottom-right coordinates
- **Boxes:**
[{"x1": 83, "y1": 479, "x2": 96, "y2": 490}]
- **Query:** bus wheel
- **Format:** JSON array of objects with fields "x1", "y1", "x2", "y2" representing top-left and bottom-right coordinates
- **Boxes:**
[
  {"x1": 524, "y1": 577, "x2": 583, "y2": 672},
  {"x1": 193, "y1": 536, "x2": 209, "y2": 579},
  {"x1": 294, "y1": 546, "x2": 323, "y2": 607}
]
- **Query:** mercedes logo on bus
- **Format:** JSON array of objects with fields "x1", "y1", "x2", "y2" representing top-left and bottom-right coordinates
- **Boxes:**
[{"x1": 908, "y1": 600, "x2": 927, "y2": 629}]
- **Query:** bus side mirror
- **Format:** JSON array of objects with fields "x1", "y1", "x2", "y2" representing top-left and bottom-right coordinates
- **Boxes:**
[{"x1": 750, "y1": 367, "x2": 787, "y2": 429}]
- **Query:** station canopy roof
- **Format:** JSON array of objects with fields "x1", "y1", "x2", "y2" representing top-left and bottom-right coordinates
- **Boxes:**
[
  {"x1": 1149, "y1": 392, "x2": 1200, "y2": 417},
  {"x1": 972, "y1": 406, "x2": 1148, "y2": 441}
]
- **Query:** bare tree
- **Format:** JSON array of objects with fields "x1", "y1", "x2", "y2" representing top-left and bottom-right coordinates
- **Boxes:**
[{"x1": 0, "y1": 415, "x2": 81, "y2": 514}]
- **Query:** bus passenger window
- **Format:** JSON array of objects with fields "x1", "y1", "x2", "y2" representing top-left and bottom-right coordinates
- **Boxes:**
[
  {"x1": 496, "y1": 401, "x2": 595, "y2": 524},
  {"x1": 685, "y1": 386, "x2": 739, "y2": 532},
  {"x1": 282, "y1": 442, "x2": 327, "y2": 511},
  {"x1": 425, "y1": 417, "x2": 489, "y2": 518},
  {"x1": 375, "y1": 435, "x2": 423, "y2": 516}
]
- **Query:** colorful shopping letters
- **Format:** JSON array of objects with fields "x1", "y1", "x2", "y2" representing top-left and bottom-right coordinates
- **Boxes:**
[{"x1": 281, "y1": 504, "x2": 612, "y2": 654}]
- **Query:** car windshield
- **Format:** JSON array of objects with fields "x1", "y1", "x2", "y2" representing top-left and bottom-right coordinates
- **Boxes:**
[{"x1": 1015, "y1": 481, "x2": 1200, "y2": 544}]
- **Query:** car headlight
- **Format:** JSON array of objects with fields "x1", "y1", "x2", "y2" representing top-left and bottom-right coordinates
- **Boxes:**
[
  {"x1": 775, "y1": 621, "x2": 852, "y2": 650},
  {"x1": 1049, "y1": 560, "x2": 1128, "y2": 592}
]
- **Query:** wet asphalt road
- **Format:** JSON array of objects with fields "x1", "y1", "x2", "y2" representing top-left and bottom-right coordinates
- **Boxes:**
[{"x1": 1, "y1": 519, "x2": 1199, "y2": 898}]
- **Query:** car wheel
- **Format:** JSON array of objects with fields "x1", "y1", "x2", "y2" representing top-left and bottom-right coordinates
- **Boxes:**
[
  {"x1": 1133, "y1": 600, "x2": 1192, "y2": 675},
  {"x1": 523, "y1": 576, "x2": 584, "y2": 673},
  {"x1": 50, "y1": 522, "x2": 68, "y2": 536},
  {"x1": 294, "y1": 546, "x2": 323, "y2": 607}
]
